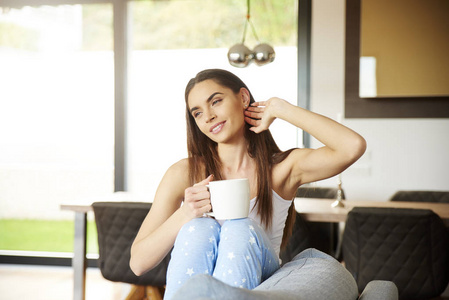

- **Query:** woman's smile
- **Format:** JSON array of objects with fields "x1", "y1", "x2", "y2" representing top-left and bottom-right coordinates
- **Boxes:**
[{"x1": 210, "y1": 121, "x2": 226, "y2": 134}]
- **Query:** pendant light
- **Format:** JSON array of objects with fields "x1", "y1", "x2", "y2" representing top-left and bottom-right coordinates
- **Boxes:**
[{"x1": 227, "y1": 0, "x2": 275, "y2": 68}]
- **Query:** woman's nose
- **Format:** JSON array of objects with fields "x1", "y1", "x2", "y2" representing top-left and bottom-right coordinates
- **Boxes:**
[{"x1": 205, "y1": 110, "x2": 216, "y2": 123}]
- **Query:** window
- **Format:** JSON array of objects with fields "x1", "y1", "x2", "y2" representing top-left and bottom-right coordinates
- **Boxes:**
[
  {"x1": 127, "y1": 0, "x2": 299, "y2": 198},
  {"x1": 0, "y1": 4, "x2": 114, "y2": 255},
  {"x1": 0, "y1": 0, "x2": 299, "y2": 258}
]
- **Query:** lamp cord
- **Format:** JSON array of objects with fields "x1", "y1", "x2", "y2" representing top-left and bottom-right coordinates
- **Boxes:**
[{"x1": 241, "y1": 0, "x2": 260, "y2": 44}]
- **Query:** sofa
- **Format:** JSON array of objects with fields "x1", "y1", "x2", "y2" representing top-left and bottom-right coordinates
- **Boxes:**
[{"x1": 171, "y1": 248, "x2": 398, "y2": 300}]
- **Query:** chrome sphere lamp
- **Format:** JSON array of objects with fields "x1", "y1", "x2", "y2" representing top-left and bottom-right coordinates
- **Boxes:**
[{"x1": 227, "y1": 0, "x2": 275, "y2": 68}]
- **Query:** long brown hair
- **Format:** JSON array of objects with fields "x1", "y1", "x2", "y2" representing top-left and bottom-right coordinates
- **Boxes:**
[{"x1": 185, "y1": 69, "x2": 296, "y2": 248}]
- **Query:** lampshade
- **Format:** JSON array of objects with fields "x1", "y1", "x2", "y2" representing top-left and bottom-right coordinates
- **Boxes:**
[
  {"x1": 227, "y1": 0, "x2": 275, "y2": 68},
  {"x1": 253, "y1": 43, "x2": 275, "y2": 66},
  {"x1": 227, "y1": 43, "x2": 254, "y2": 68}
]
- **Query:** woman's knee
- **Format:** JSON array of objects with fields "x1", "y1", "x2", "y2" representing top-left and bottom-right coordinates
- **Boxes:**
[
  {"x1": 219, "y1": 218, "x2": 261, "y2": 245},
  {"x1": 221, "y1": 218, "x2": 258, "y2": 230},
  {"x1": 176, "y1": 217, "x2": 221, "y2": 244}
]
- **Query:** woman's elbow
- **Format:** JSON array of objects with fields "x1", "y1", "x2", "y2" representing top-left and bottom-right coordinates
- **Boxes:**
[
  {"x1": 129, "y1": 254, "x2": 144, "y2": 276},
  {"x1": 350, "y1": 135, "x2": 367, "y2": 162},
  {"x1": 129, "y1": 246, "x2": 147, "y2": 276}
]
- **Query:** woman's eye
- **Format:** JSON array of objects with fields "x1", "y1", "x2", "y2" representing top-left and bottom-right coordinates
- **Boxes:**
[
  {"x1": 193, "y1": 111, "x2": 202, "y2": 118},
  {"x1": 212, "y1": 99, "x2": 222, "y2": 105}
]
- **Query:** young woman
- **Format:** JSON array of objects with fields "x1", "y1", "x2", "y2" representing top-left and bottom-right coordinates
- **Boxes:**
[{"x1": 130, "y1": 69, "x2": 366, "y2": 299}]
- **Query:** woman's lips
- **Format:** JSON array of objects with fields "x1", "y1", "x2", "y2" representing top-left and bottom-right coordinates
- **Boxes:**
[{"x1": 210, "y1": 121, "x2": 226, "y2": 134}]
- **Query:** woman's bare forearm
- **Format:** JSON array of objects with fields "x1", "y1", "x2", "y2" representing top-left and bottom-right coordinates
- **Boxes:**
[
  {"x1": 273, "y1": 99, "x2": 366, "y2": 160},
  {"x1": 246, "y1": 97, "x2": 366, "y2": 185},
  {"x1": 130, "y1": 207, "x2": 190, "y2": 276},
  {"x1": 129, "y1": 160, "x2": 213, "y2": 276}
]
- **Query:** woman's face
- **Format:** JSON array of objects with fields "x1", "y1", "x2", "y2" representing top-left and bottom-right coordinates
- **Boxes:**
[{"x1": 187, "y1": 79, "x2": 249, "y2": 144}]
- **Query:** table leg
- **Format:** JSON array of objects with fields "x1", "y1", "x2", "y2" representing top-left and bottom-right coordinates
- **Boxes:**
[{"x1": 73, "y1": 212, "x2": 87, "y2": 300}]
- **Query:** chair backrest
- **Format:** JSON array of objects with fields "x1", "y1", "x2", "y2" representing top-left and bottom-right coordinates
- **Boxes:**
[
  {"x1": 390, "y1": 190, "x2": 449, "y2": 203},
  {"x1": 296, "y1": 186, "x2": 345, "y2": 200},
  {"x1": 342, "y1": 207, "x2": 449, "y2": 300},
  {"x1": 92, "y1": 201, "x2": 170, "y2": 286},
  {"x1": 280, "y1": 187, "x2": 345, "y2": 264}
]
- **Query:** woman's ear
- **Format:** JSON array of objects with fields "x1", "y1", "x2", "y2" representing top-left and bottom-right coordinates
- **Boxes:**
[{"x1": 240, "y1": 88, "x2": 251, "y2": 109}]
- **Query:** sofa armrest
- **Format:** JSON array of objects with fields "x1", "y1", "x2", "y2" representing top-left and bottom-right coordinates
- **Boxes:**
[{"x1": 358, "y1": 281, "x2": 398, "y2": 300}]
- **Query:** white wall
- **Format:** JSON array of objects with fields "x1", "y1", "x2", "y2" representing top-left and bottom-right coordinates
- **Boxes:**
[{"x1": 309, "y1": 0, "x2": 449, "y2": 201}]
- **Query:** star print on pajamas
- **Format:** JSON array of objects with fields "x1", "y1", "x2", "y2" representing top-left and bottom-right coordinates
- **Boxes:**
[{"x1": 165, "y1": 218, "x2": 280, "y2": 300}]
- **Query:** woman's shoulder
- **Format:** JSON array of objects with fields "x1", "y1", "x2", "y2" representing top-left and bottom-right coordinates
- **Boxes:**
[
  {"x1": 165, "y1": 158, "x2": 190, "y2": 179},
  {"x1": 170, "y1": 158, "x2": 189, "y2": 170},
  {"x1": 156, "y1": 158, "x2": 191, "y2": 200}
]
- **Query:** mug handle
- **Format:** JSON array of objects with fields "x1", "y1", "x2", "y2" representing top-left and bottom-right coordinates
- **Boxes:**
[{"x1": 204, "y1": 184, "x2": 214, "y2": 217}]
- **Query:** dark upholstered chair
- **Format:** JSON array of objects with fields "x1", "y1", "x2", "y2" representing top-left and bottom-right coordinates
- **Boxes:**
[
  {"x1": 279, "y1": 187, "x2": 344, "y2": 263},
  {"x1": 92, "y1": 202, "x2": 170, "y2": 300},
  {"x1": 342, "y1": 207, "x2": 449, "y2": 300},
  {"x1": 390, "y1": 190, "x2": 449, "y2": 203}
]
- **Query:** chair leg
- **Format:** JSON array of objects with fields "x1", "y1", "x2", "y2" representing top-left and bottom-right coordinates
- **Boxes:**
[
  {"x1": 145, "y1": 286, "x2": 164, "y2": 300},
  {"x1": 124, "y1": 284, "x2": 164, "y2": 300},
  {"x1": 125, "y1": 285, "x2": 145, "y2": 300}
]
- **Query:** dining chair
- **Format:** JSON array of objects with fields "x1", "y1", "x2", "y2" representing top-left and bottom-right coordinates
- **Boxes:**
[
  {"x1": 92, "y1": 201, "x2": 170, "y2": 300},
  {"x1": 280, "y1": 187, "x2": 344, "y2": 263},
  {"x1": 342, "y1": 207, "x2": 449, "y2": 300},
  {"x1": 390, "y1": 190, "x2": 449, "y2": 203}
]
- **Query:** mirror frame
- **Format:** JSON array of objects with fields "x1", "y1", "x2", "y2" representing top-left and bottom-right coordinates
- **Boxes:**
[{"x1": 344, "y1": 0, "x2": 449, "y2": 118}]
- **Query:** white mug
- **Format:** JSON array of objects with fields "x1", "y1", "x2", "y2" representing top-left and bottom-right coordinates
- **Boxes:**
[{"x1": 206, "y1": 178, "x2": 250, "y2": 220}]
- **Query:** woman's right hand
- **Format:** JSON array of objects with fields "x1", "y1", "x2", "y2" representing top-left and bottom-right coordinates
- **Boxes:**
[{"x1": 181, "y1": 174, "x2": 214, "y2": 219}]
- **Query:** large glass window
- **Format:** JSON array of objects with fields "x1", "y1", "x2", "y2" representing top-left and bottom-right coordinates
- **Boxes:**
[
  {"x1": 127, "y1": 0, "x2": 299, "y2": 198},
  {"x1": 0, "y1": 4, "x2": 114, "y2": 254},
  {"x1": 0, "y1": 0, "x2": 298, "y2": 256}
]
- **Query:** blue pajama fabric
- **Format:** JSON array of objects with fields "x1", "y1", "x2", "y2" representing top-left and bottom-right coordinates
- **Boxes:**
[{"x1": 164, "y1": 217, "x2": 280, "y2": 300}]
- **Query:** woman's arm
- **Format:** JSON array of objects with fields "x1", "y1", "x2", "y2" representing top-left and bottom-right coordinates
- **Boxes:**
[
  {"x1": 129, "y1": 159, "x2": 213, "y2": 276},
  {"x1": 244, "y1": 97, "x2": 366, "y2": 187}
]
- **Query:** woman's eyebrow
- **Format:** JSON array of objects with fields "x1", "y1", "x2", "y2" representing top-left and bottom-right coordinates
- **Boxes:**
[{"x1": 189, "y1": 92, "x2": 223, "y2": 114}]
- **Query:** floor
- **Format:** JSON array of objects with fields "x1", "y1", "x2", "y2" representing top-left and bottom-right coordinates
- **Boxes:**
[
  {"x1": 0, "y1": 264, "x2": 131, "y2": 300},
  {"x1": 1, "y1": 263, "x2": 449, "y2": 300}
]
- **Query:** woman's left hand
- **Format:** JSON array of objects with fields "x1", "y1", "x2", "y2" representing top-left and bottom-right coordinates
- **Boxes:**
[{"x1": 244, "y1": 97, "x2": 285, "y2": 134}]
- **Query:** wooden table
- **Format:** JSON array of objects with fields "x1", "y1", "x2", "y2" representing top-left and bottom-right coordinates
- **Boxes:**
[
  {"x1": 62, "y1": 197, "x2": 449, "y2": 300},
  {"x1": 294, "y1": 198, "x2": 449, "y2": 224},
  {"x1": 61, "y1": 193, "x2": 146, "y2": 300}
]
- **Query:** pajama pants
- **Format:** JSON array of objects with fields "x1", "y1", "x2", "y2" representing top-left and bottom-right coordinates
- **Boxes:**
[{"x1": 164, "y1": 217, "x2": 280, "y2": 300}]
